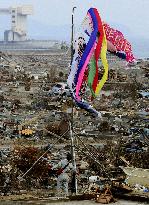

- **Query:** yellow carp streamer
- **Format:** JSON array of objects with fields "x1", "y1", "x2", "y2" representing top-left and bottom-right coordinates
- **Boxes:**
[{"x1": 95, "y1": 30, "x2": 108, "y2": 96}]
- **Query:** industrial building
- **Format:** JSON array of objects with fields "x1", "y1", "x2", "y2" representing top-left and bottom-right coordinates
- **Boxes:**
[{"x1": 0, "y1": 5, "x2": 33, "y2": 41}]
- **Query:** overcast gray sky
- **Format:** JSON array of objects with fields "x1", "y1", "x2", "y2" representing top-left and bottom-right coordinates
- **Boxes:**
[{"x1": 0, "y1": 0, "x2": 149, "y2": 39}]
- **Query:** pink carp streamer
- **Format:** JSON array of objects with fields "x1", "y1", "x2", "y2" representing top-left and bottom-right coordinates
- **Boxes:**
[{"x1": 75, "y1": 42, "x2": 96, "y2": 100}]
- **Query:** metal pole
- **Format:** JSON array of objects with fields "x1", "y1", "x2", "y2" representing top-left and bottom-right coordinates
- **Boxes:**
[
  {"x1": 70, "y1": 122, "x2": 77, "y2": 194},
  {"x1": 70, "y1": 6, "x2": 76, "y2": 144},
  {"x1": 70, "y1": 6, "x2": 77, "y2": 195},
  {"x1": 71, "y1": 6, "x2": 76, "y2": 65}
]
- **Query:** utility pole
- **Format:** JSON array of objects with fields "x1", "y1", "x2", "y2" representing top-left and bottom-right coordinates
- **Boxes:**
[{"x1": 70, "y1": 6, "x2": 77, "y2": 195}]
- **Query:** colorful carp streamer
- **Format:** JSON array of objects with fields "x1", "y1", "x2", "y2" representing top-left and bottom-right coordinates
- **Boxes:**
[
  {"x1": 67, "y1": 8, "x2": 108, "y2": 118},
  {"x1": 67, "y1": 8, "x2": 135, "y2": 117}
]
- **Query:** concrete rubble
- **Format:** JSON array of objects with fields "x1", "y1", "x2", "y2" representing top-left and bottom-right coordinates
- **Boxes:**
[{"x1": 0, "y1": 48, "x2": 149, "y2": 202}]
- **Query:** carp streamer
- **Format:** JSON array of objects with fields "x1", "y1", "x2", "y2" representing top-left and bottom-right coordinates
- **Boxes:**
[
  {"x1": 103, "y1": 23, "x2": 136, "y2": 63},
  {"x1": 67, "y1": 8, "x2": 135, "y2": 118}
]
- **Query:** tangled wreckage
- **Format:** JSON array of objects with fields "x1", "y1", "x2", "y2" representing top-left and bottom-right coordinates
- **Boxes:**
[
  {"x1": 0, "y1": 7, "x2": 149, "y2": 203},
  {"x1": 0, "y1": 46, "x2": 149, "y2": 203}
]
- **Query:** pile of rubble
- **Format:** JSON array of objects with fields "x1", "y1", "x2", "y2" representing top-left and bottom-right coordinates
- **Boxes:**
[
  {"x1": 0, "y1": 137, "x2": 148, "y2": 196},
  {"x1": 0, "y1": 49, "x2": 149, "y2": 200}
]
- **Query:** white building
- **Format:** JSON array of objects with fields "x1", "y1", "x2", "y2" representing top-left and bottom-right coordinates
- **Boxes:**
[{"x1": 0, "y1": 5, "x2": 33, "y2": 41}]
